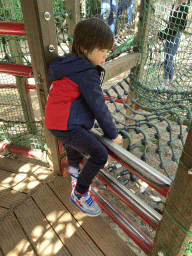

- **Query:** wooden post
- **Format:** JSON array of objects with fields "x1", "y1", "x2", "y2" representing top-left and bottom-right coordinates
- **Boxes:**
[
  {"x1": 16, "y1": 77, "x2": 37, "y2": 134},
  {"x1": 66, "y1": 0, "x2": 80, "y2": 50},
  {"x1": 20, "y1": 0, "x2": 61, "y2": 174},
  {"x1": 150, "y1": 123, "x2": 192, "y2": 255},
  {"x1": 123, "y1": 0, "x2": 153, "y2": 150}
]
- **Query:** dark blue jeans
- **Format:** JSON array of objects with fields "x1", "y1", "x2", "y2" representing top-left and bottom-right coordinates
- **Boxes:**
[
  {"x1": 127, "y1": 2, "x2": 136, "y2": 24},
  {"x1": 100, "y1": 0, "x2": 119, "y2": 35},
  {"x1": 49, "y1": 127, "x2": 108, "y2": 194},
  {"x1": 115, "y1": 0, "x2": 132, "y2": 34},
  {"x1": 164, "y1": 32, "x2": 181, "y2": 81}
]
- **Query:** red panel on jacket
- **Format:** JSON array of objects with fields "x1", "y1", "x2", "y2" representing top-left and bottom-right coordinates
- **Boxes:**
[{"x1": 45, "y1": 76, "x2": 81, "y2": 130}]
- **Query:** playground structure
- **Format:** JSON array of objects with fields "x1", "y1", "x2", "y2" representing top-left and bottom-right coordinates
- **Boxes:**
[{"x1": 0, "y1": 0, "x2": 192, "y2": 255}]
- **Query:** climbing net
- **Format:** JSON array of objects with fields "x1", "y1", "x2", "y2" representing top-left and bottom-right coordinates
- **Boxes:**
[{"x1": 102, "y1": 0, "x2": 192, "y2": 176}]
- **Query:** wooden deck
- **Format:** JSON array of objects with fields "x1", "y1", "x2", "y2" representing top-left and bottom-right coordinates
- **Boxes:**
[{"x1": 0, "y1": 155, "x2": 136, "y2": 256}]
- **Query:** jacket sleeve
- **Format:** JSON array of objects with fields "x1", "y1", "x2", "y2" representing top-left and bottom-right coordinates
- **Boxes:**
[{"x1": 78, "y1": 69, "x2": 118, "y2": 139}]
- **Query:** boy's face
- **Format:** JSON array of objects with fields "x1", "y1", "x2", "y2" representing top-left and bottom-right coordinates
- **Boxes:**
[{"x1": 85, "y1": 48, "x2": 109, "y2": 66}]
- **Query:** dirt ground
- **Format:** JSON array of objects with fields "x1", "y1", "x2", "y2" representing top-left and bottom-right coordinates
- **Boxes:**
[{"x1": 1, "y1": 70, "x2": 188, "y2": 256}]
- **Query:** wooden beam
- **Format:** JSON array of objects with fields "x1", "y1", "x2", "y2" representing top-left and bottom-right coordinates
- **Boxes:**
[
  {"x1": 66, "y1": 0, "x2": 80, "y2": 50},
  {"x1": 150, "y1": 123, "x2": 192, "y2": 255},
  {"x1": 103, "y1": 52, "x2": 139, "y2": 83},
  {"x1": 20, "y1": 0, "x2": 61, "y2": 174}
]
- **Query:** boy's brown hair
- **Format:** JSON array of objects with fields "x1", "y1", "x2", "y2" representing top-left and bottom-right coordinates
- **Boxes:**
[{"x1": 72, "y1": 18, "x2": 114, "y2": 58}]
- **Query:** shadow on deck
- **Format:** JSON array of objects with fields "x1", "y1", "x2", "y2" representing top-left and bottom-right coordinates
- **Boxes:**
[{"x1": 0, "y1": 155, "x2": 136, "y2": 256}]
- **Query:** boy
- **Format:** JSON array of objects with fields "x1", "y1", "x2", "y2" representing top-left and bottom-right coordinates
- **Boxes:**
[{"x1": 45, "y1": 18, "x2": 121, "y2": 217}]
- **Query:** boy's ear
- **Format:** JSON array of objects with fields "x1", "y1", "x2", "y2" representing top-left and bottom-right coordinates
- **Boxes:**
[{"x1": 80, "y1": 46, "x2": 87, "y2": 55}]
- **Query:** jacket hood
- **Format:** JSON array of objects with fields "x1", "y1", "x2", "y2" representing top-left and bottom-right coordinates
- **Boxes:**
[{"x1": 48, "y1": 53, "x2": 97, "y2": 81}]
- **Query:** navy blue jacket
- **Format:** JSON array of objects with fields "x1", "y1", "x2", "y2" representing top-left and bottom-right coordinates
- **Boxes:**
[{"x1": 45, "y1": 53, "x2": 118, "y2": 140}]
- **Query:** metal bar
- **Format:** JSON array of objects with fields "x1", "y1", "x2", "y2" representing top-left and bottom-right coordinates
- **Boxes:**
[
  {"x1": 90, "y1": 129, "x2": 172, "y2": 197},
  {"x1": 0, "y1": 63, "x2": 33, "y2": 77},
  {"x1": 0, "y1": 22, "x2": 26, "y2": 36},
  {"x1": 97, "y1": 168, "x2": 162, "y2": 229},
  {"x1": 91, "y1": 185, "x2": 153, "y2": 254}
]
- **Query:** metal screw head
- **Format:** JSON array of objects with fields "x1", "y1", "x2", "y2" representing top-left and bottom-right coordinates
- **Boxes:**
[
  {"x1": 188, "y1": 169, "x2": 192, "y2": 175},
  {"x1": 49, "y1": 45, "x2": 55, "y2": 52},
  {"x1": 158, "y1": 250, "x2": 166, "y2": 256},
  {"x1": 44, "y1": 11, "x2": 51, "y2": 21}
]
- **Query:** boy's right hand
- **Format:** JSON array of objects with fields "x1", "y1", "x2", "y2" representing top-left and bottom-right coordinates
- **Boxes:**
[{"x1": 112, "y1": 135, "x2": 122, "y2": 145}]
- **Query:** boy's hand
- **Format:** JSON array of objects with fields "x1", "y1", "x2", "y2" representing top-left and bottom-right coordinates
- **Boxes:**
[{"x1": 112, "y1": 135, "x2": 122, "y2": 145}]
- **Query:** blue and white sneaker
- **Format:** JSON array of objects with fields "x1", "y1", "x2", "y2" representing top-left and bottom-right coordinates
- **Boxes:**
[
  {"x1": 157, "y1": 83, "x2": 169, "y2": 90},
  {"x1": 71, "y1": 180, "x2": 77, "y2": 189},
  {"x1": 70, "y1": 188, "x2": 101, "y2": 217}
]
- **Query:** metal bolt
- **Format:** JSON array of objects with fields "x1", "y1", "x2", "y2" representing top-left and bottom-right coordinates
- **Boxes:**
[
  {"x1": 188, "y1": 169, "x2": 192, "y2": 175},
  {"x1": 44, "y1": 11, "x2": 51, "y2": 21},
  {"x1": 158, "y1": 250, "x2": 166, "y2": 256},
  {"x1": 49, "y1": 44, "x2": 55, "y2": 52},
  {"x1": 36, "y1": 74, "x2": 42, "y2": 85}
]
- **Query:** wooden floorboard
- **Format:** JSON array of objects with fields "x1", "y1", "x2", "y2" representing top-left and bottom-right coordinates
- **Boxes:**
[
  {"x1": 32, "y1": 184, "x2": 103, "y2": 256},
  {"x1": 0, "y1": 187, "x2": 25, "y2": 209},
  {"x1": 0, "y1": 214, "x2": 36, "y2": 256},
  {"x1": 0, "y1": 207, "x2": 8, "y2": 219},
  {"x1": 49, "y1": 176, "x2": 136, "y2": 256},
  {"x1": 0, "y1": 169, "x2": 27, "y2": 189},
  {"x1": 0, "y1": 156, "x2": 136, "y2": 256},
  {"x1": 14, "y1": 197, "x2": 71, "y2": 256}
]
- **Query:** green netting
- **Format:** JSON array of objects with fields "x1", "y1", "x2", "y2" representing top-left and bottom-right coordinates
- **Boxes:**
[{"x1": 102, "y1": 0, "x2": 192, "y2": 175}]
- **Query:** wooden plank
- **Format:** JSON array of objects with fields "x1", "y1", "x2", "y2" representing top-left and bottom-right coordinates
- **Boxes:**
[
  {"x1": 0, "y1": 168, "x2": 41, "y2": 194},
  {"x1": 0, "y1": 157, "x2": 52, "y2": 180},
  {"x1": 0, "y1": 188, "x2": 25, "y2": 209},
  {"x1": 0, "y1": 207, "x2": 8, "y2": 219},
  {"x1": 0, "y1": 214, "x2": 36, "y2": 256},
  {"x1": 32, "y1": 184, "x2": 103, "y2": 256},
  {"x1": 0, "y1": 169, "x2": 27, "y2": 189},
  {"x1": 15, "y1": 197, "x2": 70, "y2": 255},
  {"x1": 103, "y1": 52, "x2": 138, "y2": 83},
  {"x1": 0, "y1": 156, "x2": 36, "y2": 173},
  {"x1": 10, "y1": 176, "x2": 40, "y2": 193},
  {"x1": 49, "y1": 176, "x2": 136, "y2": 256}
]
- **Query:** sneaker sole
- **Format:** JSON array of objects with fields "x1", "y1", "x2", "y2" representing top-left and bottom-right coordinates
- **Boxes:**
[{"x1": 70, "y1": 196, "x2": 101, "y2": 217}]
